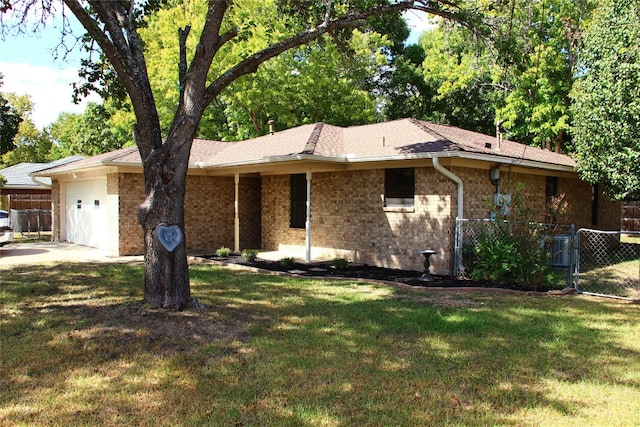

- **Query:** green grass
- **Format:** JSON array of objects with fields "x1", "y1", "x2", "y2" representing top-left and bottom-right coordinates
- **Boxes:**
[
  {"x1": 577, "y1": 258, "x2": 639, "y2": 298},
  {"x1": 2, "y1": 262, "x2": 640, "y2": 426}
]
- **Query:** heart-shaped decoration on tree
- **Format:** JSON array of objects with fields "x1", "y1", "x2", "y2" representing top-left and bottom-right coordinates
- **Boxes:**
[{"x1": 156, "y1": 224, "x2": 183, "y2": 252}]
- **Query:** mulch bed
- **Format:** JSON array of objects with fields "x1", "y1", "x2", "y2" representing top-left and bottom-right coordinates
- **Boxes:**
[{"x1": 198, "y1": 255, "x2": 568, "y2": 293}]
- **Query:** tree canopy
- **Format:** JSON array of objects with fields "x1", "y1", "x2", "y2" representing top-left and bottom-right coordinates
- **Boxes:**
[
  {"x1": 0, "y1": 93, "x2": 54, "y2": 166},
  {"x1": 0, "y1": 74, "x2": 23, "y2": 157},
  {"x1": 570, "y1": 0, "x2": 640, "y2": 200},
  {"x1": 386, "y1": 0, "x2": 595, "y2": 153}
]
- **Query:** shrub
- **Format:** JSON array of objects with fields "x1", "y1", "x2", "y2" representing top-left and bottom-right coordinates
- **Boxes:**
[
  {"x1": 215, "y1": 246, "x2": 232, "y2": 257},
  {"x1": 469, "y1": 185, "x2": 553, "y2": 291},
  {"x1": 241, "y1": 249, "x2": 259, "y2": 263},
  {"x1": 470, "y1": 221, "x2": 551, "y2": 290},
  {"x1": 279, "y1": 257, "x2": 295, "y2": 268},
  {"x1": 332, "y1": 258, "x2": 349, "y2": 271}
]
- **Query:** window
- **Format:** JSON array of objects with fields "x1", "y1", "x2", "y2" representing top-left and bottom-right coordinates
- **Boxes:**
[
  {"x1": 385, "y1": 168, "x2": 415, "y2": 208},
  {"x1": 546, "y1": 176, "x2": 558, "y2": 200},
  {"x1": 290, "y1": 174, "x2": 307, "y2": 228}
]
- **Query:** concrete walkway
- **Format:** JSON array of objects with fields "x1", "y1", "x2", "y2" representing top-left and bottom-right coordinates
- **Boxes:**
[{"x1": 0, "y1": 242, "x2": 143, "y2": 269}]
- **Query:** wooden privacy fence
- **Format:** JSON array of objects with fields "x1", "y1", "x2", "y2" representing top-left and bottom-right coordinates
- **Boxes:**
[
  {"x1": 622, "y1": 201, "x2": 640, "y2": 232},
  {"x1": 6, "y1": 193, "x2": 52, "y2": 211}
]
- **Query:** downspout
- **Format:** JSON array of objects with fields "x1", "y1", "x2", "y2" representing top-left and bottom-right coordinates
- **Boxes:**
[
  {"x1": 432, "y1": 156, "x2": 464, "y2": 275},
  {"x1": 305, "y1": 170, "x2": 312, "y2": 263}
]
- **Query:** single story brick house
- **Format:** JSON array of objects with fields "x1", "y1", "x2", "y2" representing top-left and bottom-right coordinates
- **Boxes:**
[{"x1": 35, "y1": 118, "x2": 621, "y2": 275}]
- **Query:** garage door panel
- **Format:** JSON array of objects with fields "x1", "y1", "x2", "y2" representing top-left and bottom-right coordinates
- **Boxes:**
[{"x1": 65, "y1": 180, "x2": 108, "y2": 250}]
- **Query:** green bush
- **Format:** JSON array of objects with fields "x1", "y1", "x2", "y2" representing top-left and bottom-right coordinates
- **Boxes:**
[
  {"x1": 470, "y1": 221, "x2": 551, "y2": 290},
  {"x1": 215, "y1": 246, "x2": 232, "y2": 257},
  {"x1": 241, "y1": 249, "x2": 259, "y2": 263},
  {"x1": 332, "y1": 258, "x2": 349, "y2": 271},
  {"x1": 279, "y1": 257, "x2": 295, "y2": 268},
  {"x1": 469, "y1": 185, "x2": 554, "y2": 291}
]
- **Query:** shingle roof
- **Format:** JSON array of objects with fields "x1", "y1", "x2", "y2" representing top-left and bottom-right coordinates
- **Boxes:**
[
  {"x1": 38, "y1": 140, "x2": 234, "y2": 174},
  {"x1": 37, "y1": 118, "x2": 576, "y2": 176},
  {"x1": 203, "y1": 118, "x2": 575, "y2": 168},
  {"x1": 0, "y1": 156, "x2": 84, "y2": 188}
]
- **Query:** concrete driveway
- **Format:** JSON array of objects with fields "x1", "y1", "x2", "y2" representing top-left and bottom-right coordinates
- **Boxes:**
[{"x1": 0, "y1": 242, "x2": 142, "y2": 268}]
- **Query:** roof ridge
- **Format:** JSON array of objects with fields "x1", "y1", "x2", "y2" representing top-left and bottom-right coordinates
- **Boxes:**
[
  {"x1": 407, "y1": 118, "x2": 454, "y2": 144},
  {"x1": 301, "y1": 122, "x2": 324, "y2": 154},
  {"x1": 105, "y1": 146, "x2": 139, "y2": 161}
]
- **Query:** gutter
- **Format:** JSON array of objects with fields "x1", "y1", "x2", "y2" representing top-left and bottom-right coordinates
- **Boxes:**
[
  {"x1": 197, "y1": 151, "x2": 575, "y2": 173},
  {"x1": 432, "y1": 156, "x2": 463, "y2": 220}
]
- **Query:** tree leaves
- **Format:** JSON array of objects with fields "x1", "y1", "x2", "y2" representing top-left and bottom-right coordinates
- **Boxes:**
[{"x1": 570, "y1": 0, "x2": 640, "y2": 200}]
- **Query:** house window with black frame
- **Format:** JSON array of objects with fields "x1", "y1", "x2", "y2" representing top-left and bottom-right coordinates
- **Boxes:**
[
  {"x1": 385, "y1": 168, "x2": 415, "y2": 208},
  {"x1": 546, "y1": 176, "x2": 558, "y2": 201},
  {"x1": 290, "y1": 174, "x2": 307, "y2": 228}
]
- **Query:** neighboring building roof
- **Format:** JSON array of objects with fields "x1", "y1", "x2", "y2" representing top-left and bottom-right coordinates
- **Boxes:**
[
  {"x1": 36, "y1": 119, "x2": 577, "y2": 177},
  {"x1": 0, "y1": 156, "x2": 84, "y2": 189}
]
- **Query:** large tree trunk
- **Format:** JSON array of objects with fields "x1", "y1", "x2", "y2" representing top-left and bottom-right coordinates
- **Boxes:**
[{"x1": 137, "y1": 134, "x2": 197, "y2": 310}]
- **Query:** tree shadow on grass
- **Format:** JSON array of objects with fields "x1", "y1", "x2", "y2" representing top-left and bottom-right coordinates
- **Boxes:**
[{"x1": 1, "y1": 262, "x2": 639, "y2": 425}]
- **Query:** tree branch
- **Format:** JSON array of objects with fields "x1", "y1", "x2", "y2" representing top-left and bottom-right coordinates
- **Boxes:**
[
  {"x1": 203, "y1": 0, "x2": 465, "y2": 103},
  {"x1": 62, "y1": 0, "x2": 162, "y2": 156}
]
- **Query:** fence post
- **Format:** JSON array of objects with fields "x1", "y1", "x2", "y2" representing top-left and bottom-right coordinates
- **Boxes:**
[{"x1": 568, "y1": 224, "x2": 575, "y2": 289}]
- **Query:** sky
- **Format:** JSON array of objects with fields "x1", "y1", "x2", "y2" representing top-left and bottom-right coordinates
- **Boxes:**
[
  {"x1": 0, "y1": 13, "x2": 102, "y2": 129},
  {"x1": 1, "y1": 10, "x2": 431, "y2": 130}
]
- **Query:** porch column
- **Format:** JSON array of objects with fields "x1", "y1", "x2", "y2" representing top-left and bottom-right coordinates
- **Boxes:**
[
  {"x1": 305, "y1": 171, "x2": 312, "y2": 263},
  {"x1": 234, "y1": 173, "x2": 240, "y2": 253}
]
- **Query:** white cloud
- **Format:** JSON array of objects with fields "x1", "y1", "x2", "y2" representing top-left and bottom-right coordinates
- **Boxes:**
[{"x1": 1, "y1": 61, "x2": 100, "y2": 129}]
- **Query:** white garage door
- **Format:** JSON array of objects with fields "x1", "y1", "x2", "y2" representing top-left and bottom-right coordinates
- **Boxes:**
[{"x1": 65, "y1": 179, "x2": 108, "y2": 249}]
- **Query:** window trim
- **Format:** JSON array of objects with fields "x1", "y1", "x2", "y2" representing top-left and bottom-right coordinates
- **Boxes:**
[
  {"x1": 384, "y1": 168, "x2": 415, "y2": 210},
  {"x1": 290, "y1": 173, "x2": 307, "y2": 229}
]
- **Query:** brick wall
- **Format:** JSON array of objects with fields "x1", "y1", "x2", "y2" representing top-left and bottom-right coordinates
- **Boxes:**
[
  {"x1": 54, "y1": 163, "x2": 622, "y2": 268},
  {"x1": 116, "y1": 173, "x2": 238, "y2": 256},
  {"x1": 262, "y1": 168, "x2": 457, "y2": 273},
  {"x1": 452, "y1": 166, "x2": 495, "y2": 219},
  {"x1": 117, "y1": 173, "x2": 145, "y2": 255},
  {"x1": 184, "y1": 175, "x2": 235, "y2": 251},
  {"x1": 106, "y1": 173, "x2": 120, "y2": 253},
  {"x1": 596, "y1": 188, "x2": 622, "y2": 230},
  {"x1": 260, "y1": 164, "x2": 624, "y2": 274},
  {"x1": 238, "y1": 176, "x2": 262, "y2": 250},
  {"x1": 456, "y1": 167, "x2": 601, "y2": 228}
]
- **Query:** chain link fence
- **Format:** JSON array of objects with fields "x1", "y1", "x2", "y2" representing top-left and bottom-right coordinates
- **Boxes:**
[
  {"x1": 455, "y1": 219, "x2": 575, "y2": 288},
  {"x1": 575, "y1": 229, "x2": 640, "y2": 300},
  {"x1": 9, "y1": 209, "x2": 52, "y2": 237}
]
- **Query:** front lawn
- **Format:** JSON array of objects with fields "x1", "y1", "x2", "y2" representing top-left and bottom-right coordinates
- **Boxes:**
[{"x1": 1, "y1": 262, "x2": 639, "y2": 426}]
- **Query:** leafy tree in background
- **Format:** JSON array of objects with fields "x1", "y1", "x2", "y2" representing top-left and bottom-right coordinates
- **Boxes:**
[
  {"x1": 418, "y1": 24, "x2": 496, "y2": 135},
  {"x1": 2, "y1": 0, "x2": 472, "y2": 310},
  {"x1": 221, "y1": 31, "x2": 390, "y2": 139},
  {"x1": 494, "y1": 0, "x2": 594, "y2": 152},
  {"x1": 0, "y1": 74, "x2": 22, "y2": 157},
  {"x1": 49, "y1": 102, "x2": 129, "y2": 159},
  {"x1": 405, "y1": 0, "x2": 595, "y2": 152},
  {"x1": 0, "y1": 93, "x2": 52, "y2": 166},
  {"x1": 570, "y1": 0, "x2": 640, "y2": 200},
  {"x1": 89, "y1": 1, "x2": 400, "y2": 141}
]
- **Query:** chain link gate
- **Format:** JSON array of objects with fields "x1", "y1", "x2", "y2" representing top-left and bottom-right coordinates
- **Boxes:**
[{"x1": 574, "y1": 229, "x2": 640, "y2": 301}]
